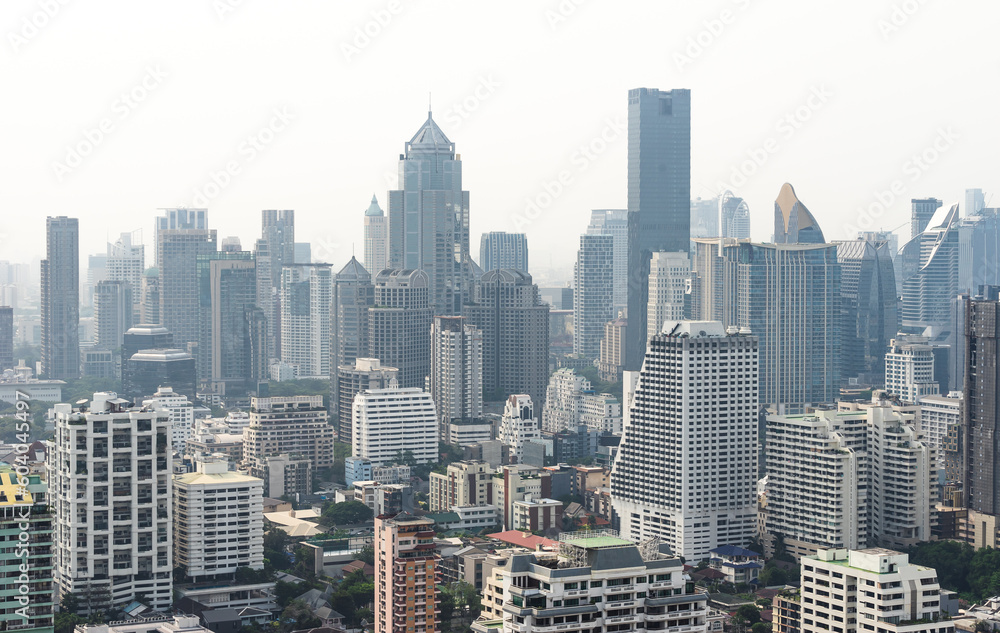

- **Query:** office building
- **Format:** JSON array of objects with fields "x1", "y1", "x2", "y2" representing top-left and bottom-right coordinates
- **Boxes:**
[
  {"x1": 497, "y1": 395, "x2": 542, "y2": 466},
  {"x1": 254, "y1": 209, "x2": 295, "y2": 357},
  {"x1": 573, "y1": 233, "x2": 614, "y2": 359},
  {"x1": 429, "y1": 316, "x2": 483, "y2": 438},
  {"x1": 123, "y1": 349, "x2": 196, "y2": 401},
  {"x1": 49, "y1": 392, "x2": 173, "y2": 612},
  {"x1": 691, "y1": 196, "x2": 719, "y2": 243},
  {"x1": 585, "y1": 209, "x2": 628, "y2": 312},
  {"x1": 368, "y1": 269, "x2": 433, "y2": 389},
  {"x1": 140, "y1": 269, "x2": 160, "y2": 325},
  {"x1": 0, "y1": 306, "x2": 13, "y2": 370},
  {"x1": 885, "y1": 335, "x2": 940, "y2": 403},
  {"x1": 106, "y1": 232, "x2": 145, "y2": 322},
  {"x1": 332, "y1": 256, "x2": 374, "y2": 373},
  {"x1": 345, "y1": 458, "x2": 411, "y2": 487},
  {"x1": 626, "y1": 87, "x2": 691, "y2": 371},
  {"x1": 94, "y1": 279, "x2": 134, "y2": 351},
  {"x1": 800, "y1": 548, "x2": 953, "y2": 633},
  {"x1": 243, "y1": 395, "x2": 333, "y2": 473},
  {"x1": 598, "y1": 315, "x2": 627, "y2": 383},
  {"x1": 428, "y1": 460, "x2": 494, "y2": 513},
  {"x1": 387, "y1": 110, "x2": 472, "y2": 314},
  {"x1": 646, "y1": 251, "x2": 691, "y2": 342},
  {"x1": 41, "y1": 216, "x2": 80, "y2": 379},
  {"x1": 720, "y1": 190, "x2": 751, "y2": 239},
  {"x1": 143, "y1": 386, "x2": 195, "y2": 454},
  {"x1": 539, "y1": 286, "x2": 573, "y2": 311},
  {"x1": 352, "y1": 388, "x2": 438, "y2": 466},
  {"x1": 279, "y1": 264, "x2": 332, "y2": 378},
  {"x1": 154, "y1": 208, "x2": 207, "y2": 261},
  {"x1": 158, "y1": 221, "x2": 218, "y2": 356},
  {"x1": 911, "y1": 198, "x2": 943, "y2": 242},
  {"x1": 463, "y1": 269, "x2": 549, "y2": 405},
  {"x1": 964, "y1": 297, "x2": 1000, "y2": 514},
  {"x1": 86, "y1": 253, "x2": 108, "y2": 312},
  {"x1": 335, "y1": 357, "x2": 399, "y2": 445},
  {"x1": 836, "y1": 238, "x2": 897, "y2": 385},
  {"x1": 363, "y1": 195, "x2": 388, "y2": 275},
  {"x1": 194, "y1": 249, "x2": 257, "y2": 391},
  {"x1": 173, "y1": 460, "x2": 264, "y2": 581},
  {"x1": 0, "y1": 466, "x2": 53, "y2": 633},
  {"x1": 774, "y1": 182, "x2": 825, "y2": 244},
  {"x1": 374, "y1": 513, "x2": 439, "y2": 633},
  {"x1": 899, "y1": 203, "x2": 960, "y2": 333},
  {"x1": 479, "y1": 231, "x2": 529, "y2": 273},
  {"x1": 613, "y1": 321, "x2": 759, "y2": 562}
]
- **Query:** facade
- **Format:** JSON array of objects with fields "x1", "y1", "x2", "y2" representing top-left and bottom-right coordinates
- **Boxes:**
[
  {"x1": 345, "y1": 458, "x2": 411, "y2": 487},
  {"x1": 244, "y1": 395, "x2": 333, "y2": 473},
  {"x1": 363, "y1": 195, "x2": 388, "y2": 276},
  {"x1": 463, "y1": 269, "x2": 550, "y2": 405},
  {"x1": 158, "y1": 224, "x2": 218, "y2": 355},
  {"x1": 428, "y1": 460, "x2": 494, "y2": 513},
  {"x1": 720, "y1": 190, "x2": 751, "y2": 239},
  {"x1": 919, "y1": 392, "x2": 962, "y2": 471},
  {"x1": 332, "y1": 257, "x2": 374, "y2": 374},
  {"x1": 352, "y1": 388, "x2": 438, "y2": 466},
  {"x1": 586, "y1": 209, "x2": 628, "y2": 311},
  {"x1": 387, "y1": 111, "x2": 472, "y2": 314},
  {"x1": 573, "y1": 233, "x2": 615, "y2": 359},
  {"x1": 774, "y1": 183, "x2": 825, "y2": 244},
  {"x1": 198, "y1": 250, "x2": 258, "y2": 392},
  {"x1": 250, "y1": 453, "x2": 312, "y2": 499},
  {"x1": 106, "y1": 232, "x2": 146, "y2": 322},
  {"x1": 625, "y1": 87, "x2": 692, "y2": 371},
  {"x1": 479, "y1": 231, "x2": 529, "y2": 273},
  {"x1": 254, "y1": 209, "x2": 295, "y2": 358},
  {"x1": 374, "y1": 513, "x2": 439, "y2": 633},
  {"x1": 542, "y1": 368, "x2": 622, "y2": 434},
  {"x1": 0, "y1": 466, "x2": 53, "y2": 633},
  {"x1": 335, "y1": 358, "x2": 399, "y2": 445},
  {"x1": 691, "y1": 196, "x2": 719, "y2": 243},
  {"x1": 430, "y1": 316, "x2": 483, "y2": 438},
  {"x1": 123, "y1": 349, "x2": 196, "y2": 401},
  {"x1": 143, "y1": 386, "x2": 195, "y2": 454},
  {"x1": 49, "y1": 392, "x2": 174, "y2": 611},
  {"x1": 173, "y1": 460, "x2": 264, "y2": 580},
  {"x1": 94, "y1": 279, "x2": 134, "y2": 351},
  {"x1": 497, "y1": 395, "x2": 542, "y2": 466},
  {"x1": 510, "y1": 497, "x2": 562, "y2": 532},
  {"x1": 368, "y1": 269, "x2": 433, "y2": 389},
  {"x1": 911, "y1": 198, "x2": 943, "y2": 242},
  {"x1": 899, "y1": 203, "x2": 959, "y2": 332},
  {"x1": 41, "y1": 216, "x2": 80, "y2": 379},
  {"x1": 646, "y1": 251, "x2": 691, "y2": 342},
  {"x1": 140, "y1": 269, "x2": 160, "y2": 325},
  {"x1": 612, "y1": 321, "x2": 759, "y2": 562},
  {"x1": 800, "y1": 548, "x2": 953, "y2": 633},
  {"x1": 836, "y1": 238, "x2": 898, "y2": 386},
  {"x1": 964, "y1": 297, "x2": 1000, "y2": 514},
  {"x1": 885, "y1": 336, "x2": 940, "y2": 403},
  {"x1": 598, "y1": 316, "x2": 627, "y2": 383},
  {"x1": 0, "y1": 306, "x2": 12, "y2": 370},
  {"x1": 280, "y1": 264, "x2": 332, "y2": 378}
]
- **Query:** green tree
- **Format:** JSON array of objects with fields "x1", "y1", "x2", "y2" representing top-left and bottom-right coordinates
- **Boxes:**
[
  {"x1": 322, "y1": 500, "x2": 373, "y2": 526},
  {"x1": 54, "y1": 612, "x2": 85, "y2": 633},
  {"x1": 752, "y1": 622, "x2": 772, "y2": 633},
  {"x1": 736, "y1": 604, "x2": 762, "y2": 625},
  {"x1": 357, "y1": 544, "x2": 375, "y2": 566},
  {"x1": 758, "y1": 565, "x2": 788, "y2": 587},
  {"x1": 280, "y1": 600, "x2": 321, "y2": 632}
]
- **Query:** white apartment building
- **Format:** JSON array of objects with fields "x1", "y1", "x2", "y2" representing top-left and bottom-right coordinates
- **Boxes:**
[
  {"x1": 885, "y1": 336, "x2": 939, "y2": 403},
  {"x1": 800, "y1": 548, "x2": 954, "y2": 633},
  {"x1": 918, "y1": 392, "x2": 962, "y2": 469},
  {"x1": 612, "y1": 321, "x2": 759, "y2": 562},
  {"x1": 542, "y1": 368, "x2": 623, "y2": 434},
  {"x1": 475, "y1": 530, "x2": 712, "y2": 633},
  {"x1": 173, "y1": 460, "x2": 264, "y2": 580},
  {"x1": 279, "y1": 264, "x2": 332, "y2": 377},
  {"x1": 646, "y1": 251, "x2": 692, "y2": 342},
  {"x1": 498, "y1": 395, "x2": 542, "y2": 465},
  {"x1": 429, "y1": 460, "x2": 495, "y2": 513},
  {"x1": 48, "y1": 392, "x2": 173, "y2": 611},
  {"x1": 352, "y1": 387, "x2": 438, "y2": 466},
  {"x1": 144, "y1": 386, "x2": 195, "y2": 454},
  {"x1": 429, "y1": 316, "x2": 483, "y2": 438}
]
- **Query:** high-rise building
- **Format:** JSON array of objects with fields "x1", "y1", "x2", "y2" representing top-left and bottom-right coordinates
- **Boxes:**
[
  {"x1": 885, "y1": 335, "x2": 940, "y2": 403},
  {"x1": 335, "y1": 358, "x2": 399, "y2": 445},
  {"x1": 911, "y1": 198, "x2": 942, "y2": 242},
  {"x1": 41, "y1": 216, "x2": 80, "y2": 379},
  {"x1": 0, "y1": 466, "x2": 53, "y2": 633},
  {"x1": 106, "y1": 232, "x2": 145, "y2": 322},
  {"x1": 363, "y1": 195, "x2": 388, "y2": 276},
  {"x1": 919, "y1": 391, "x2": 962, "y2": 473},
  {"x1": 836, "y1": 238, "x2": 898, "y2": 385},
  {"x1": 963, "y1": 297, "x2": 1000, "y2": 514},
  {"x1": 280, "y1": 264, "x2": 332, "y2": 378},
  {"x1": 94, "y1": 280, "x2": 133, "y2": 351},
  {"x1": 542, "y1": 368, "x2": 623, "y2": 434},
  {"x1": 374, "y1": 513, "x2": 439, "y2": 633},
  {"x1": 497, "y1": 394, "x2": 542, "y2": 466},
  {"x1": 174, "y1": 460, "x2": 264, "y2": 581},
  {"x1": 573, "y1": 233, "x2": 614, "y2": 359},
  {"x1": 430, "y1": 316, "x2": 483, "y2": 438},
  {"x1": 332, "y1": 257, "x2": 374, "y2": 372},
  {"x1": 586, "y1": 209, "x2": 628, "y2": 311},
  {"x1": 774, "y1": 183, "x2": 825, "y2": 244},
  {"x1": 598, "y1": 315, "x2": 627, "y2": 383},
  {"x1": 479, "y1": 231, "x2": 528, "y2": 273},
  {"x1": 690, "y1": 196, "x2": 719, "y2": 244},
  {"x1": 0, "y1": 306, "x2": 14, "y2": 371},
  {"x1": 244, "y1": 396, "x2": 333, "y2": 474},
  {"x1": 613, "y1": 321, "x2": 758, "y2": 561},
  {"x1": 49, "y1": 392, "x2": 174, "y2": 612},
  {"x1": 143, "y1": 386, "x2": 195, "y2": 454},
  {"x1": 387, "y1": 110, "x2": 472, "y2": 314},
  {"x1": 368, "y1": 269, "x2": 433, "y2": 389},
  {"x1": 86, "y1": 254, "x2": 108, "y2": 312},
  {"x1": 965, "y1": 188, "x2": 985, "y2": 218},
  {"x1": 154, "y1": 208, "x2": 207, "y2": 259},
  {"x1": 158, "y1": 222, "x2": 218, "y2": 357},
  {"x1": 465, "y1": 269, "x2": 549, "y2": 404},
  {"x1": 197, "y1": 251, "x2": 258, "y2": 392},
  {"x1": 255, "y1": 209, "x2": 295, "y2": 358},
  {"x1": 626, "y1": 88, "x2": 692, "y2": 371},
  {"x1": 646, "y1": 251, "x2": 691, "y2": 342},
  {"x1": 800, "y1": 549, "x2": 954, "y2": 633},
  {"x1": 900, "y1": 203, "x2": 960, "y2": 333},
  {"x1": 124, "y1": 349, "x2": 196, "y2": 401},
  {"x1": 140, "y1": 268, "x2": 160, "y2": 325},
  {"x1": 720, "y1": 190, "x2": 751, "y2": 239},
  {"x1": 352, "y1": 388, "x2": 438, "y2": 466}
]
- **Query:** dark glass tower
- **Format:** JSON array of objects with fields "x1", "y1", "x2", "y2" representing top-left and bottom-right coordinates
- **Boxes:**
[
  {"x1": 625, "y1": 88, "x2": 691, "y2": 370},
  {"x1": 964, "y1": 295, "x2": 1000, "y2": 514},
  {"x1": 41, "y1": 216, "x2": 80, "y2": 379}
]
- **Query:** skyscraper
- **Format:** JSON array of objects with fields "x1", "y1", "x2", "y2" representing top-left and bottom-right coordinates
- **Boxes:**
[
  {"x1": 612, "y1": 321, "x2": 759, "y2": 561},
  {"x1": 690, "y1": 196, "x2": 719, "y2": 242},
  {"x1": 387, "y1": 111, "x2": 471, "y2": 314},
  {"x1": 93, "y1": 279, "x2": 133, "y2": 351},
  {"x1": 463, "y1": 269, "x2": 549, "y2": 405},
  {"x1": 363, "y1": 195, "x2": 388, "y2": 275},
  {"x1": 429, "y1": 316, "x2": 483, "y2": 437},
  {"x1": 965, "y1": 188, "x2": 985, "y2": 218},
  {"x1": 106, "y1": 232, "x2": 145, "y2": 323},
  {"x1": 587, "y1": 209, "x2": 628, "y2": 311},
  {"x1": 646, "y1": 251, "x2": 691, "y2": 342},
  {"x1": 479, "y1": 231, "x2": 529, "y2": 273},
  {"x1": 198, "y1": 250, "x2": 258, "y2": 392},
  {"x1": 244, "y1": 395, "x2": 334, "y2": 473},
  {"x1": 573, "y1": 233, "x2": 614, "y2": 359},
  {"x1": 332, "y1": 257, "x2": 374, "y2": 372},
  {"x1": 885, "y1": 335, "x2": 939, "y2": 403},
  {"x1": 626, "y1": 88, "x2": 691, "y2": 370},
  {"x1": 255, "y1": 209, "x2": 295, "y2": 357},
  {"x1": 0, "y1": 306, "x2": 12, "y2": 370},
  {"x1": 157, "y1": 218, "x2": 217, "y2": 357},
  {"x1": 900, "y1": 203, "x2": 959, "y2": 332},
  {"x1": 368, "y1": 269, "x2": 433, "y2": 389},
  {"x1": 374, "y1": 514, "x2": 439, "y2": 633},
  {"x1": 41, "y1": 216, "x2": 80, "y2": 379},
  {"x1": 0, "y1": 466, "x2": 53, "y2": 631},
  {"x1": 154, "y1": 207, "x2": 207, "y2": 263},
  {"x1": 720, "y1": 190, "x2": 751, "y2": 239},
  {"x1": 335, "y1": 358, "x2": 398, "y2": 444},
  {"x1": 280, "y1": 263, "x2": 332, "y2": 378},
  {"x1": 836, "y1": 237, "x2": 897, "y2": 385},
  {"x1": 774, "y1": 182, "x2": 825, "y2": 244},
  {"x1": 140, "y1": 268, "x2": 160, "y2": 325},
  {"x1": 911, "y1": 198, "x2": 943, "y2": 242},
  {"x1": 964, "y1": 296, "x2": 1000, "y2": 514}
]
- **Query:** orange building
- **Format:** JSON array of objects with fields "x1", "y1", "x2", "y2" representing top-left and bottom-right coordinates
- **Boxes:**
[{"x1": 375, "y1": 513, "x2": 440, "y2": 633}]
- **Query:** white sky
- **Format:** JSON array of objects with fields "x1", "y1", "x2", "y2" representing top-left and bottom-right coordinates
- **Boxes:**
[{"x1": 2, "y1": 0, "x2": 998, "y2": 284}]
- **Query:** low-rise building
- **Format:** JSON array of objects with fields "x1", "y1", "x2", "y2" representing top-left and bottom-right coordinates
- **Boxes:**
[
  {"x1": 74, "y1": 615, "x2": 212, "y2": 633},
  {"x1": 428, "y1": 460, "x2": 494, "y2": 513},
  {"x1": 510, "y1": 497, "x2": 562, "y2": 533},
  {"x1": 708, "y1": 545, "x2": 762, "y2": 585}
]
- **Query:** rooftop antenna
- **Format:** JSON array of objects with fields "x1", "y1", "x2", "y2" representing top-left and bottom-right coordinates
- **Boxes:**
[{"x1": 428, "y1": 92, "x2": 432, "y2": 117}]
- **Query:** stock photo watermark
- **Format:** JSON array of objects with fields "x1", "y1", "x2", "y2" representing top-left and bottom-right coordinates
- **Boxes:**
[
  {"x1": 442, "y1": 75, "x2": 501, "y2": 130},
  {"x1": 545, "y1": 0, "x2": 587, "y2": 30},
  {"x1": 878, "y1": 0, "x2": 930, "y2": 40},
  {"x1": 8, "y1": 0, "x2": 71, "y2": 55},
  {"x1": 673, "y1": 0, "x2": 753, "y2": 72},
  {"x1": 9, "y1": 390, "x2": 35, "y2": 621},
  {"x1": 340, "y1": 0, "x2": 410, "y2": 62}
]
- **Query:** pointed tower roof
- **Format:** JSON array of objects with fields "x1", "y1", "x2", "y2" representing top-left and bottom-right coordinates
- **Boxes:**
[
  {"x1": 774, "y1": 183, "x2": 825, "y2": 244},
  {"x1": 365, "y1": 194, "x2": 383, "y2": 217},
  {"x1": 336, "y1": 256, "x2": 370, "y2": 282},
  {"x1": 407, "y1": 110, "x2": 452, "y2": 149}
]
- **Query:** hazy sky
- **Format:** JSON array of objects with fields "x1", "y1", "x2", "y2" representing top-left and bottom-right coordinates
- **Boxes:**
[{"x1": 2, "y1": 0, "x2": 997, "y2": 283}]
